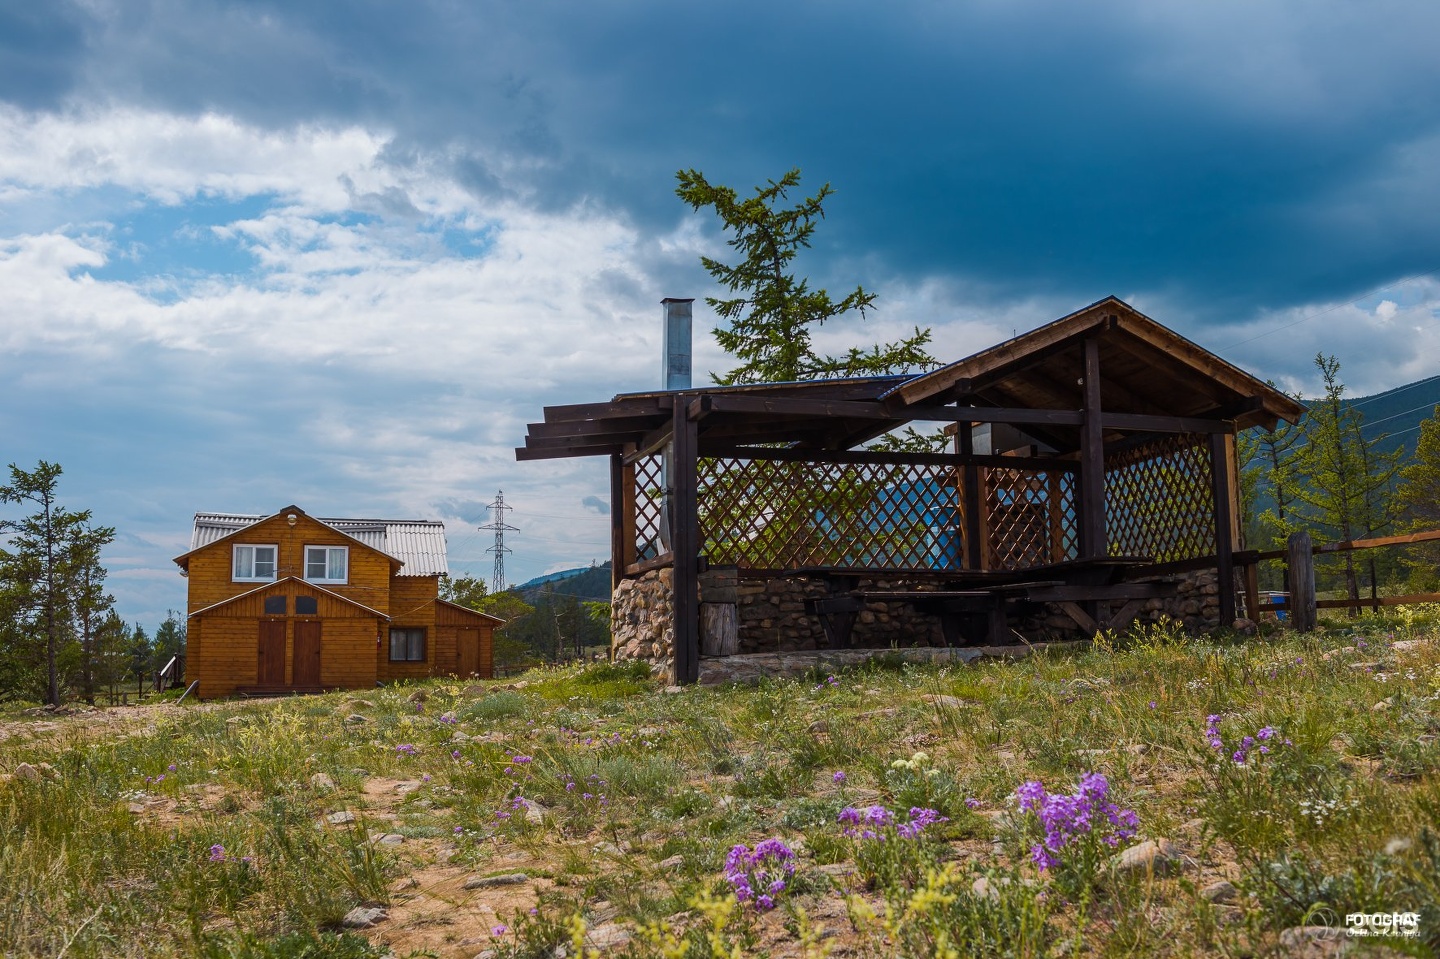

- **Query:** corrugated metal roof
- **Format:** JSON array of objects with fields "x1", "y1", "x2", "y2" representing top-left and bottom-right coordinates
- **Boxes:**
[{"x1": 189, "y1": 512, "x2": 449, "y2": 576}]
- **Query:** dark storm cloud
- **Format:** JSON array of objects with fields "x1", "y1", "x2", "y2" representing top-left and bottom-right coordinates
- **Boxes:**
[
  {"x1": 0, "y1": 1, "x2": 87, "y2": 107},
  {"x1": 11, "y1": 0, "x2": 1440, "y2": 320}
]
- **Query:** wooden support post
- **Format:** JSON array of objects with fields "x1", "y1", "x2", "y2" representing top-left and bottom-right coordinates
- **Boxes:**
[
  {"x1": 1209, "y1": 432, "x2": 1236, "y2": 626},
  {"x1": 1287, "y1": 530, "x2": 1317, "y2": 632},
  {"x1": 609, "y1": 455, "x2": 628, "y2": 593},
  {"x1": 671, "y1": 397, "x2": 700, "y2": 685},
  {"x1": 1243, "y1": 562, "x2": 1261, "y2": 623},
  {"x1": 958, "y1": 424, "x2": 983, "y2": 570},
  {"x1": 1079, "y1": 337, "x2": 1107, "y2": 559}
]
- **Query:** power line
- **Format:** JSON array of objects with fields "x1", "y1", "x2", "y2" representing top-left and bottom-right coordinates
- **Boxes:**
[
  {"x1": 479, "y1": 490, "x2": 518, "y2": 594},
  {"x1": 1220, "y1": 266, "x2": 1440, "y2": 351}
]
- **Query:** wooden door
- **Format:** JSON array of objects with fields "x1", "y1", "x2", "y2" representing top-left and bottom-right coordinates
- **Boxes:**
[
  {"x1": 293, "y1": 621, "x2": 322, "y2": 687},
  {"x1": 257, "y1": 620, "x2": 286, "y2": 685},
  {"x1": 456, "y1": 628, "x2": 479, "y2": 678}
]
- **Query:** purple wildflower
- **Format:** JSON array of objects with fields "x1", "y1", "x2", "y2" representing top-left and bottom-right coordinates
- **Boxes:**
[
  {"x1": 491, "y1": 924, "x2": 507, "y2": 936},
  {"x1": 208, "y1": 844, "x2": 225, "y2": 862},
  {"x1": 1014, "y1": 773, "x2": 1137, "y2": 871},
  {"x1": 833, "y1": 771, "x2": 846, "y2": 784},
  {"x1": 724, "y1": 839, "x2": 796, "y2": 912},
  {"x1": 965, "y1": 798, "x2": 983, "y2": 809}
]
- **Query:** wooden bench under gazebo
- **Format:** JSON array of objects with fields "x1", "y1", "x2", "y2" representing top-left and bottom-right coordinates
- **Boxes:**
[{"x1": 517, "y1": 296, "x2": 1305, "y2": 684}]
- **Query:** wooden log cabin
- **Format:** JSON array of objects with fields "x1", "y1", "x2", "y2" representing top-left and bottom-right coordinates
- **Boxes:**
[{"x1": 174, "y1": 505, "x2": 500, "y2": 698}]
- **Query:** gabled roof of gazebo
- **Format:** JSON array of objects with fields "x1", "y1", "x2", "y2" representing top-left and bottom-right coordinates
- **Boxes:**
[{"x1": 517, "y1": 296, "x2": 1305, "y2": 460}]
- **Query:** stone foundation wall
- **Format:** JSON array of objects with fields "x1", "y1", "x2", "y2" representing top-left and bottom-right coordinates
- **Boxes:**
[
  {"x1": 611, "y1": 568, "x2": 674, "y2": 679},
  {"x1": 612, "y1": 563, "x2": 1236, "y2": 676},
  {"x1": 734, "y1": 573, "x2": 946, "y2": 652}
]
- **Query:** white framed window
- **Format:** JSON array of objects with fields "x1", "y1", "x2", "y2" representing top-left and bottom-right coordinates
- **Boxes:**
[
  {"x1": 305, "y1": 546, "x2": 349, "y2": 584},
  {"x1": 233, "y1": 544, "x2": 278, "y2": 582},
  {"x1": 389, "y1": 628, "x2": 426, "y2": 662}
]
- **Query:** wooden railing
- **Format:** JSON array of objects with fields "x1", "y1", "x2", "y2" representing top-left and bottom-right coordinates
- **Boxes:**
[{"x1": 1246, "y1": 528, "x2": 1440, "y2": 629}]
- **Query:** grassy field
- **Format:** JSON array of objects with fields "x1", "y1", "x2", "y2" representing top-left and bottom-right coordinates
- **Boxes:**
[{"x1": 2, "y1": 615, "x2": 1438, "y2": 958}]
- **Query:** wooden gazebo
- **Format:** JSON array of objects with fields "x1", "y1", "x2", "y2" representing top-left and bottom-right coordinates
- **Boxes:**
[{"x1": 517, "y1": 297, "x2": 1305, "y2": 683}]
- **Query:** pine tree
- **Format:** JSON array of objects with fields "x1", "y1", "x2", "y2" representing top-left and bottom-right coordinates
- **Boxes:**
[
  {"x1": 675, "y1": 168, "x2": 937, "y2": 385},
  {"x1": 1289, "y1": 356, "x2": 1403, "y2": 612}
]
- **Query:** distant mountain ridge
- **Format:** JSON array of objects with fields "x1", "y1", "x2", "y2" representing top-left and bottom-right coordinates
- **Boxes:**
[
  {"x1": 514, "y1": 563, "x2": 612, "y2": 601},
  {"x1": 1344, "y1": 374, "x2": 1440, "y2": 455}
]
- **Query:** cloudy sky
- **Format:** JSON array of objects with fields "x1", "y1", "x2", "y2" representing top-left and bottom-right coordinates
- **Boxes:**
[{"x1": 3, "y1": 0, "x2": 1440, "y2": 628}]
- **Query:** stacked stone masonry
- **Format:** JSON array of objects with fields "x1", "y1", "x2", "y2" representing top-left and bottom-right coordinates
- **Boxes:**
[{"x1": 612, "y1": 563, "x2": 1231, "y2": 677}]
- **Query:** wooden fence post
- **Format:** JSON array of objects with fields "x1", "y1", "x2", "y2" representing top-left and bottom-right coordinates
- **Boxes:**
[{"x1": 1287, "y1": 531, "x2": 1317, "y2": 632}]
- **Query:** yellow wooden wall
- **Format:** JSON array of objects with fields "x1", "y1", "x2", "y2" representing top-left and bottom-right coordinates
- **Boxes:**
[
  {"x1": 377, "y1": 575, "x2": 440, "y2": 681},
  {"x1": 184, "y1": 512, "x2": 395, "y2": 615}
]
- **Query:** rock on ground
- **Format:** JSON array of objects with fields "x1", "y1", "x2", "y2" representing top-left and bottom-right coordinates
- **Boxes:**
[
  {"x1": 1111, "y1": 838, "x2": 1186, "y2": 875},
  {"x1": 463, "y1": 873, "x2": 529, "y2": 890},
  {"x1": 341, "y1": 906, "x2": 386, "y2": 929}
]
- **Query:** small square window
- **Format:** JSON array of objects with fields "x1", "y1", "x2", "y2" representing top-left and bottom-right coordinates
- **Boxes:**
[
  {"x1": 304, "y1": 546, "x2": 348, "y2": 584},
  {"x1": 234, "y1": 545, "x2": 278, "y2": 582},
  {"x1": 295, "y1": 596, "x2": 318, "y2": 615},
  {"x1": 389, "y1": 628, "x2": 426, "y2": 662},
  {"x1": 263, "y1": 596, "x2": 287, "y2": 615}
]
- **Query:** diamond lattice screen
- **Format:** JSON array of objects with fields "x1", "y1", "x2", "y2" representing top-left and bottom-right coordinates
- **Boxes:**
[
  {"x1": 1104, "y1": 434, "x2": 1216, "y2": 561},
  {"x1": 696, "y1": 457, "x2": 964, "y2": 570},
  {"x1": 984, "y1": 468, "x2": 1079, "y2": 570},
  {"x1": 633, "y1": 454, "x2": 666, "y2": 560}
]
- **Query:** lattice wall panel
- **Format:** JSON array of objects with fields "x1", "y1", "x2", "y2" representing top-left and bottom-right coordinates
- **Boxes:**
[
  {"x1": 633, "y1": 454, "x2": 666, "y2": 560},
  {"x1": 1105, "y1": 434, "x2": 1215, "y2": 562},
  {"x1": 984, "y1": 468, "x2": 1078, "y2": 570},
  {"x1": 697, "y1": 457, "x2": 964, "y2": 570}
]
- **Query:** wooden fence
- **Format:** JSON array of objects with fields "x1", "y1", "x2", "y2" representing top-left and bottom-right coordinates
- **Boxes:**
[{"x1": 1244, "y1": 528, "x2": 1440, "y2": 630}]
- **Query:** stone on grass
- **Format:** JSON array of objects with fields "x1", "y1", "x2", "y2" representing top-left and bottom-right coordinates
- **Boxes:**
[
  {"x1": 13, "y1": 763, "x2": 40, "y2": 781},
  {"x1": 464, "y1": 872, "x2": 529, "y2": 890},
  {"x1": 407, "y1": 690, "x2": 428, "y2": 703},
  {"x1": 325, "y1": 811, "x2": 356, "y2": 825},
  {"x1": 922, "y1": 694, "x2": 973, "y2": 709},
  {"x1": 1278, "y1": 925, "x2": 1342, "y2": 948},
  {"x1": 344, "y1": 714, "x2": 367, "y2": 725},
  {"x1": 585, "y1": 923, "x2": 633, "y2": 951},
  {"x1": 657, "y1": 855, "x2": 685, "y2": 871},
  {"x1": 310, "y1": 773, "x2": 336, "y2": 791},
  {"x1": 1231, "y1": 618, "x2": 1257, "y2": 636},
  {"x1": 1201, "y1": 880, "x2": 1236, "y2": 903},
  {"x1": 341, "y1": 906, "x2": 386, "y2": 929},
  {"x1": 374, "y1": 833, "x2": 406, "y2": 845},
  {"x1": 1371, "y1": 698, "x2": 1393, "y2": 713},
  {"x1": 1111, "y1": 838, "x2": 1185, "y2": 875}
]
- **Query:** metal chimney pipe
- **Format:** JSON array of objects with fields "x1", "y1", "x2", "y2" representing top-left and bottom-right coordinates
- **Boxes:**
[
  {"x1": 661, "y1": 297, "x2": 694, "y2": 390},
  {"x1": 658, "y1": 297, "x2": 693, "y2": 553}
]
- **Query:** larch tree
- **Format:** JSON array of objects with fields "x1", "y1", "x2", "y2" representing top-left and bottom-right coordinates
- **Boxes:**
[
  {"x1": 1289, "y1": 355, "x2": 1403, "y2": 612},
  {"x1": 1393, "y1": 405, "x2": 1440, "y2": 584},
  {"x1": 675, "y1": 167, "x2": 937, "y2": 386},
  {"x1": 63, "y1": 520, "x2": 118, "y2": 704}
]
